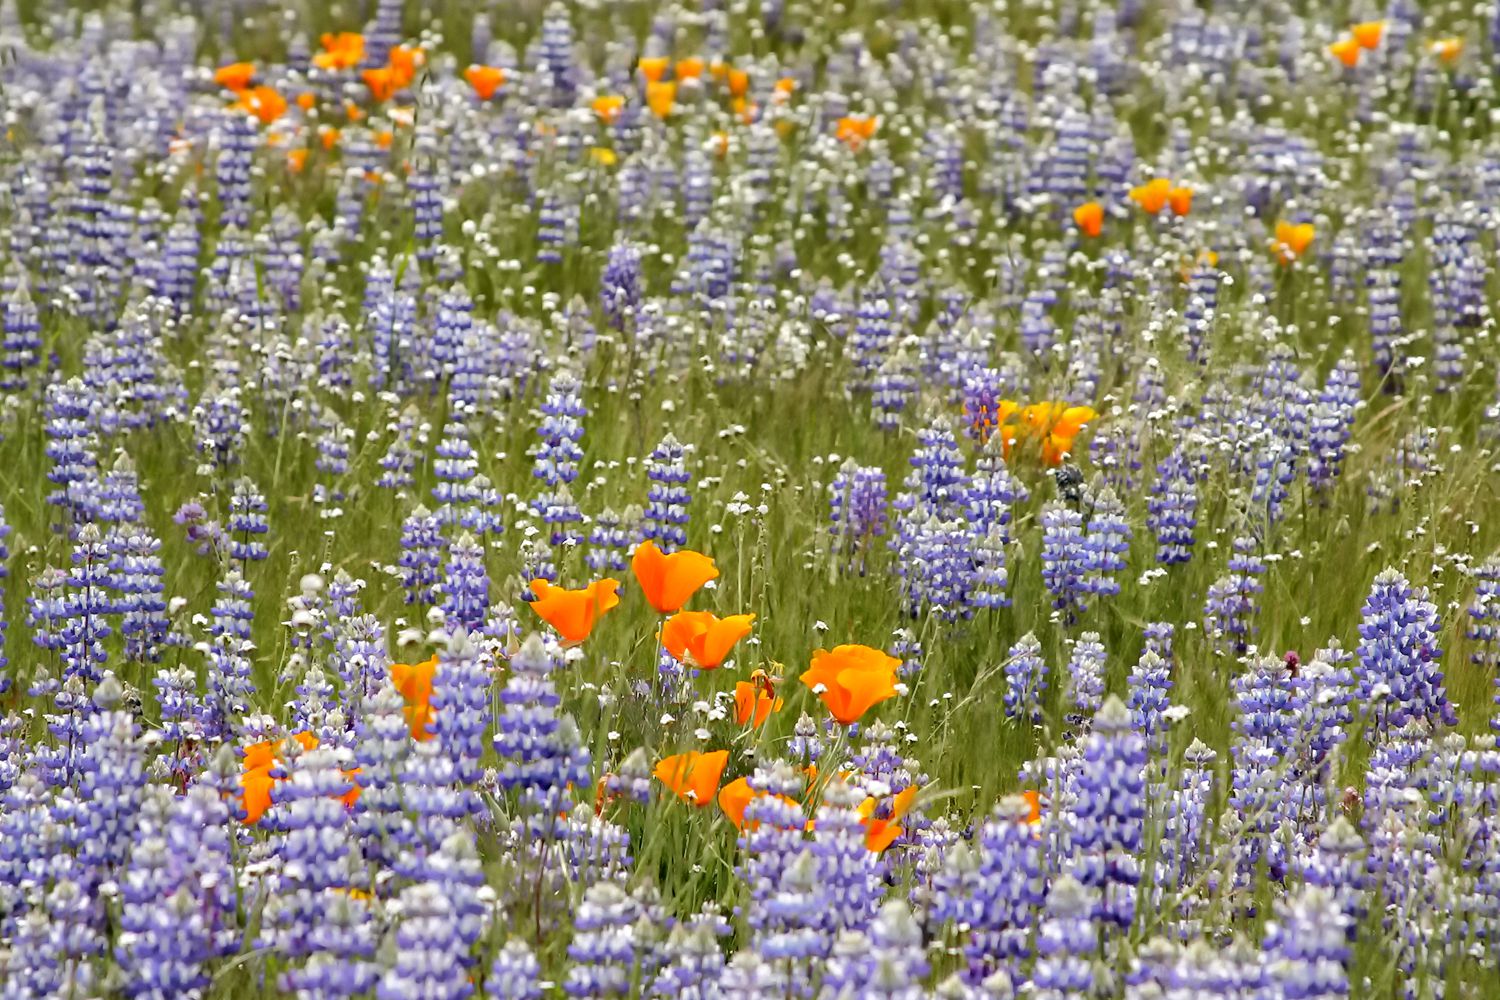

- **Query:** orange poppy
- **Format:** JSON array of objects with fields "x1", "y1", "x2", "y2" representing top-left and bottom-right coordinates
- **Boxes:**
[
  {"x1": 773, "y1": 77, "x2": 796, "y2": 101},
  {"x1": 375, "y1": 129, "x2": 394, "y2": 149},
  {"x1": 631, "y1": 541, "x2": 718, "y2": 614},
  {"x1": 735, "y1": 680, "x2": 783, "y2": 727},
  {"x1": 661, "y1": 611, "x2": 754, "y2": 669},
  {"x1": 646, "y1": 80, "x2": 677, "y2": 119},
  {"x1": 319, "y1": 126, "x2": 341, "y2": 150},
  {"x1": 239, "y1": 731, "x2": 354, "y2": 825},
  {"x1": 718, "y1": 776, "x2": 756, "y2": 828},
  {"x1": 1430, "y1": 37, "x2": 1464, "y2": 66},
  {"x1": 528, "y1": 578, "x2": 622, "y2": 643},
  {"x1": 835, "y1": 115, "x2": 878, "y2": 149},
  {"x1": 1129, "y1": 177, "x2": 1170, "y2": 214},
  {"x1": 1073, "y1": 201, "x2": 1104, "y2": 237},
  {"x1": 638, "y1": 56, "x2": 670, "y2": 83},
  {"x1": 340, "y1": 767, "x2": 363, "y2": 809},
  {"x1": 465, "y1": 65, "x2": 506, "y2": 100},
  {"x1": 1167, "y1": 185, "x2": 1193, "y2": 216},
  {"x1": 859, "y1": 785, "x2": 918, "y2": 852},
  {"x1": 726, "y1": 68, "x2": 750, "y2": 97},
  {"x1": 654, "y1": 749, "x2": 730, "y2": 806},
  {"x1": 287, "y1": 148, "x2": 309, "y2": 172},
  {"x1": 296, "y1": 92, "x2": 317, "y2": 111},
  {"x1": 800, "y1": 644, "x2": 902, "y2": 726},
  {"x1": 676, "y1": 58, "x2": 705, "y2": 80},
  {"x1": 1272, "y1": 220, "x2": 1315, "y2": 264},
  {"x1": 241, "y1": 765, "x2": 277, "y2": 825},
  {"x1": 390, "y1": 655, "x2": 438, "y2": 741},
  {"x1": 1351, "y1": 20, "x2": 1386, "y2": 49},
  {"x1": 214, "y1": 62, "x2": 256, "y2": 93},
  {"x1": 314, "y1": 32, "x2": 366, "y2": 71},
  {"x1": 234, "y1": 86, "x2": 288, "y2": 125},
  {"x1": 1328, "y1": 37, "x2": 1361, "y2": 68},
  {"x1": 362, "y1": 66, "x2": 402, "y2": 102},
  {"x1": 592, "y1": 95, "x2": 626, "y2": 124},
  {"x1": 1021, "y1": 789, "x2": 1042, "y2": 824},
  {"x1": 387, "y1": 45, "x2": 424, "y2": 86}
]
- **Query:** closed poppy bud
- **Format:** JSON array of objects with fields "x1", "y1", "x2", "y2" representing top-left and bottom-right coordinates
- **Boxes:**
[
  {"x1": 654, "y1": 749, "x2": 730, "y2": 806},
  {"x1": 800, "y1": 644, "x2": 902, "y2": 725},
  {"x1": 528, "y1": 578, "x2": 622, "y2": 644},
  {"x1": 1072, "y1": 201, "x2": 1104, "y2": 237},
  {"x1": 632, "y1": 541, "x2": 719, "y2": 614},
  {"x1": 735, "y1": 680, "x2": 783, "y2": 727},
  {"x1": 661, "y1": 611, "x2": 755, "y2": 669}
]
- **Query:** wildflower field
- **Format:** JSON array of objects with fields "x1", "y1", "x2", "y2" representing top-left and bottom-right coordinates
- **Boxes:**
[{"x1": 5, "y1": 0, "x2": 1500, "y2": 995}]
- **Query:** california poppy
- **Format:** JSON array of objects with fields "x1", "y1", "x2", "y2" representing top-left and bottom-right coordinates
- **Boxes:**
[
  {"x1": 1351, "y1": 20, "x2": 1386, "y2": 50},
  {"x1": 1328, "y1": 37, "x2": 1361, "y2": 68},
  {"x1": 465, "y1": 65, "x2": 506, "y2": 100},
  {"x1": 638, "y1": 56, "x2": 670, "y2": 83},
  {"x1": 592, "y1": 95, "x2": 626, "y2": 124},
  {"x1": 1430, "y1": 37, "x2": 1464, "y2": 66},
  {"x1": 234, "y1": 86, "x2": 288, "y2": 125},
  {"x1": 1021, "y1": 789, "x2": 1042, "y2": 824},
  {"x1": 654, "y1": 749, "x2": 730, "y2": 806},
  {"x1": 734, "y1": 679, "x2": 783, "y2": 727},
  {"x1": 773, "y1": 77, "x2": 796, "y2": 101},
  {"x1": 646, "y1": 80, "x2": 677, "y2": 119},
  {"x1": 661, "y1": 611, "x2": 755, "y2": 669},
  {"x1": 387, "y1": 45, "x2": 424, "y2": 87},
  {"x1": 1129, "y1": 177, "x2": 1171, "y2": 215},
  {"x1": 296, "y1": 92, "x2": 317, "y2": 111},
  {"x1": 390, "y1": 655, "x2": 438, "y2": 741},
  {"x1": 287, "y1": 148, "x2": 309, "y2": 173},
  {"x1": 718, "y1": 776, "x2": 756, "y2": 828},
  {"x1": 214, "y1": 62, "x2": 256, "y2": 93},
  {"x1": 362, "y1": 66, "x2": 402, "y2": 103},
  {"x1": 314, "y1": 32, "x2": 366, "y2": 71},
  {"x1": 1073, "y1": 201, "x2": 1104, "y2": 237},
  {"x1": 632, "y1": 541, "x2": 718, "y2": 614},
  {"x1": 860, "y1": 785, "x2": 918, "y2": 852},
  {"x1": 1272, "y1": 220, "x2": 1315, "y2": 264},
  {"x1": 528, "y1": 578, "x2": 622, "y2": 643},
  {"x1": 800, "y1": 644, "x2": 902, "y2": 725},
  {"x1": 676, "y1": 58, "x2": 705, "y2": 81},
  {"x1": 241, "y1": 764, "x2": 277, "y2": 825},
  {"x1": 589, "y1": 146, "x2": 618, "y2": 166},
  {"x1": 726, "y1": 68, "x2": 750, "y2": 98},
  {"x1": 1167, "y1": 185, "x2": 1193, "y2": 217},
  {"x1": 239, "y1": 731, "x2": 357, "y2": 825},
  {"x1": 835, "y1": 115, "x2": 878, "y2": 149}
]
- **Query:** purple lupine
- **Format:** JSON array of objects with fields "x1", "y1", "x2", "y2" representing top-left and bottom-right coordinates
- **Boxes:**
[
  {"x1": 601, "y1": 239, "x2": 643, "y2": 333},
  {"x1": 1003, "y1": 632, "x2": 1047, "y2": 723},
  {"x1": 1229, "y1": 656, "x2": 1302, "y2": 886},
  {"x1": 1146, "y1": 454, "x2": 1197, "y2": 564},
  {"x1": 738, "y1": 761, "x2": 814, "y2": 930},
  {"x1": 1161, "y1": 739, "x2": 1216, "y2": 934},
  {"x1": 1126, "y1": 649, "x2": 1172, "y2": 756},
  {"x1": 896, "y1": 416, "x2": 969, "y2": 515},
  {"x1": 1299, "y1": 816, "x2": 1369, "y2": 933},
  {"x1": 1203, "y1": 534, "x2": 1265, "y2": 654},
  {"x1": 871, "y1": 350, "x2": 918, "y2": 430},
  {"x1": 214, "y1": 111, "x2": 254, "y2": 229},
  {"x1": 440, "y1": 531, "x2": 490, "y2": 633},
  {"x1": 563, "y1": 881, "x2": 654, "y2": 998},
  {"x1": 967, "y1": 523, "x2": 1011, "y2": 611},
  {"x1": 822, "y1": 900, "x2": 929, "y2": 999},
  {"x1": 494, "y1": 634, "x2": 590, "y2": 828},
  {"x1": 378, "y1": 881, "x2": 475, "y2": 1000},
  {"x1": 433, "y1": 415, "x2": 481, "y2": 520},
  {"x1": 1309, "y1": 352, "x2": 1361, "y2": 491},
  {"x1": 533, "y1": 370, "x2": 586, "y2": 533},
  {"x1": 967, "y1": 440, "x2": 1026, "y2": 543},
  {"x1": 0, "y1": 503, "x2": 12, "y2": 692},
  {"x1": 1029, "y1": 876, "x2": 1097, "y2": 997},
  {"x1": 1083, "y1": 486, "x2": 1129, "y2": 598},
  {"x1": 896, "y1": 511, "x2": 974, "y2": 620},
  {"x1": 1040, "y1": 501, "x2": 1089, "y2": 623},
  {"x1": 430, "y1": 632, "x2": 490, "y2": 801},
  {"x1": 109, "y1": 528, "x2": 168, "y2": 665},
  {"x1": 1356, "y1": 569, "x2": 1457, "y2": 735},
  {"x1": 849, "y1": 283, "x2": 895, "y2": 388},
  {"x1": 489, "y1": 939, "x2": 544, "y2": 999},
  {"x1": 643, "y1": 433, "x2": 691, "y2": 552},
  {"x1": 830, "y1": 459, "x2": 888, "y2": 575},
  {"x1": 1065, "y1": 632, "x2": 1106, "y2": 726},
  {"x1": 1466, "y1": 557, "x2": 1500, "y2": 680},
  {"x1": 44, "y1": 378, "x2": 101, "y2": 524},
  {"x1": 226, "y1": 477, "x2": 269, "y2": 566},
  {"x1": 1260, "y1": 886, "x2": 1352, "y2": 999},
  {"x1": 1070, "y1": 695, "x2": 1146, "y2": 929},
  {"x1": 750, "y1": 849, "x2": 827, "y2": 990},
  {"x1": 1, "y1": 284, "x2": 42, "y2": 390},
  {"x1": 399, "y1": 505, "x2": 445, "y2": 608},
  {"x1": 648, "y1": 909, "x2": 731, "y2": 998},
  {"x1": 935, "y1": 794, "x2": 1044, "y2": 984},
  {"x1": 810, "y1": 778, "x2": 885, "y2": 935},
  {"x1": 588, "y1": 507, "x2": 633, "y2": 573}
]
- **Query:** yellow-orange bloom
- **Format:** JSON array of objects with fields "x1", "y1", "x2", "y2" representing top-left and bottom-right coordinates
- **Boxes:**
[
  {"x1": 646, "y1": 80, "x2": 677, "y2": 119},
  {"x1": 214, "y1": 62, "x2": 256, "y2": 93},
  {"x1": 240, "y1": 731, "x2": 357, "y2": 825},
  {"x1": 1430, "y1": 37, "x2": 1464, "y2": 66},
  {"x1": 1129, "y1": 177, "x2": 1171, "y2": 215},
  {"x1": 464, "y1": 65, "x2": 506, "y2": 100},
  {"x1": 718, "y1": 776, "x2": 756, "y2": 828},
  {"x1": 734, "y1": 679, "x2": 783, "y2": 727},
  {"x1": 835, "y1": 115, "x2": 878, "y2": 149},
  {"x1": 390, "y1": 655, "x2": 438, "y2": 741},
  {"x1": 1073, "y1": 200, "x2": 1104, "y2": 237},
  {"x1": 638, "y1": 56, "x2": 670, "y2": 83},
  {"x1": 362, "y1": 66, "x2": 402, "y2": 102},
  {"x1": 860, "y1": 785, "x2": 918, "y2": 852},
  {"x1": 1351, "y1": 20, "x2": 1386, "y2": 49},
  {"x1": 1273, "y1": 220, "x2": 1315, "y2": 264},
  {"x1": 296, "y1": 92, "x2": 317, "y2": 111},
  {"x1": 287, "y1": 148, "x2": 309, "y2": 172},
  {"x1": 726, "y1": 68, "x2": 750, "y2": 97},
  {"x1": 589, "y1": 146, "x2": 618, "y2": 166},
  {"x1": 234, "y1": 85, "x2": 287, "y2": 125},
  {"x1": 661, "y1": 611, "x2": 754, "y2": 669},
  {"x1": 1328, "y1": 37, "x2": 1361, "y2": 68},
  {"x1": 800, "y1": 644, "x2": 902, "y2": 726},
  {"x1": 387, "y1": 45, "x2": 424, "y2": 87},
  {"x1": 314, "y1": 32, "x2": 366, "y2": 71},
  {"x1": 528, "y1": 578, "x2": 622, "y2": 644},
  {"x1": 592, "y1": 95, "x2": 626, "y2": 124},
  {"x1": 654, "y1": 749, "x2": 729, "y2": 806},
  {"x1": 1021, "y1": 789, "x2": 1042, "y2": 824},
  {"x1": 1167, "y1": 185, "x2": 1193, "y2": 216},
  {"x1": 676, "y1": 57, "x2": 705, "y2": 80},
  {"x1": 631, "y1": 540, "x2": 718, "y2": 614}
]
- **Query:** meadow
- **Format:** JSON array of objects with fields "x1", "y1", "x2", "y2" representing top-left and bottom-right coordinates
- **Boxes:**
[{"x1": 0, "y1": 0, "x2": 1498, "y2": 996}]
